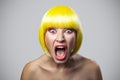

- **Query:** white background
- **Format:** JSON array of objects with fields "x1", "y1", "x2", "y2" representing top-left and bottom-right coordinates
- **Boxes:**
[{"x1": 0, "y1": 0, "x2": 120, "y2": 80}]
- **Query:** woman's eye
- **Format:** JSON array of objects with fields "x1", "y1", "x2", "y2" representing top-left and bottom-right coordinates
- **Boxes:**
[
  {"x1": 48, "y1": 28, "x2": 56, "y2": 33},
  {"x1": 65, "y1": 29, "x2": 73, "y2": 34}
]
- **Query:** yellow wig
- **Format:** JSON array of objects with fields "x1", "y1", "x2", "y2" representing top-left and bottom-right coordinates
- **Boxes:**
[{"x1": 38, "y1": 5, "x2": 83, "y2": 56}]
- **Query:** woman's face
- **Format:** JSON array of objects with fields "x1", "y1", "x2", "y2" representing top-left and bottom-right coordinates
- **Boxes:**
[{"x1": 45, "y1": 28, "x2": 76, "y2": 64}]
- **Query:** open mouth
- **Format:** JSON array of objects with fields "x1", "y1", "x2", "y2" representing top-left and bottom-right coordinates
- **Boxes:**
[{"x1": 54, "y1": 45, "x2": 67, "y2": 61}]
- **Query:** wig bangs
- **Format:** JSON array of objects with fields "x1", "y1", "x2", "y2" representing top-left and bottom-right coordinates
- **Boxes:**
[{"x1": 42, "y1": 12, "x2": 80, "y2": 30}]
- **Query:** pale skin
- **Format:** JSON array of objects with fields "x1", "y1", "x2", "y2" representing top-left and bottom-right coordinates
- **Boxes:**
[{"x1": 21, "y1": 28, "x2": 102, "y2": 80}]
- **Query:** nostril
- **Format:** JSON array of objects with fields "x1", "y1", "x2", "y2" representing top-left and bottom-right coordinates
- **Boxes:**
[
  {"x1": 56, "y1": 36, "x2": 65, "y2": 42},
  {"x1": 56, "y1": 38, "x2": 65, "y2": 43}
]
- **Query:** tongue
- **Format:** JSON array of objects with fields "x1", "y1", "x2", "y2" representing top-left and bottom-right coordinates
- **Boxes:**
[{"x1": 56, "y1": 50, "x2": 66, "y2": 60}]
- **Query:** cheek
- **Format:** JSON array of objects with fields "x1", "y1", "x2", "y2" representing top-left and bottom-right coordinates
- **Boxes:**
[
  {"x1": 70, "y1": 37, "x2": 76, "y2": 47},
  {"x1": 45, "y1": 33, "x2": 56, "y2": 49},
  {"x1": 45, "y1": 36, "x2": 50, "y2": 47},
  {"x1": 45, "y1": 35, "x2": 51, "y2": 47},
  {"x1": 66, "y1": 34, "x2": 76, "y2": 48}
]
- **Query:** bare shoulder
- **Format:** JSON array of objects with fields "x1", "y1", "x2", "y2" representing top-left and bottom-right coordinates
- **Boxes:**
[
  {"x1": 73, "y1": 54, "x2": 103, "y2": 80},
  {"x1": 73, "y1": 54, "x2": 100, "y2": 69},
  {"x1": 20, "y1": 55, "x2": 46, "y2": 80},
  {"x1": 83, "y1": 56, "x2": 103, "y2": 80}
]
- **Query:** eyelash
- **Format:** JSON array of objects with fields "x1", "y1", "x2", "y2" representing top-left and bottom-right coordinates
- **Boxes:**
[
  {"x1": 48, "y1": 28, "x2": 56, "y2": 33},
  {"x1": 65, "y1": 29, "x2": 73, "y2": 34}
]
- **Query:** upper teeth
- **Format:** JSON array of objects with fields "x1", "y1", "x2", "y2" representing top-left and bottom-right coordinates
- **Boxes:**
[{"x1": 57, "y1": 46, "x2": 64, "y2": 48}]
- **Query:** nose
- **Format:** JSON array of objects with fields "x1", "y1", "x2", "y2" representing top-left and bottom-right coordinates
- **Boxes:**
[{"x1": 56, "y1": 32, "x2": 65, "y2": 43}]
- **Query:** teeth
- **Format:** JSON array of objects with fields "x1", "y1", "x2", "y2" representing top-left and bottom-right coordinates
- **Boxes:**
[{"x1": 57, "y1": 46, "x2": 64, "y2": 48}]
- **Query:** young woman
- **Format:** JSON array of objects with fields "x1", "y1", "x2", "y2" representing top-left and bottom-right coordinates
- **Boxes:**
[{"x1": 21, "y1": 5, "x2": 102, "y2": 80}]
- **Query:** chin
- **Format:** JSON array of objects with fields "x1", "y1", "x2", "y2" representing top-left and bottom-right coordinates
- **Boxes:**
[{"x1": 54, "y1": 57, "x2": 68, "y2": 64}]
